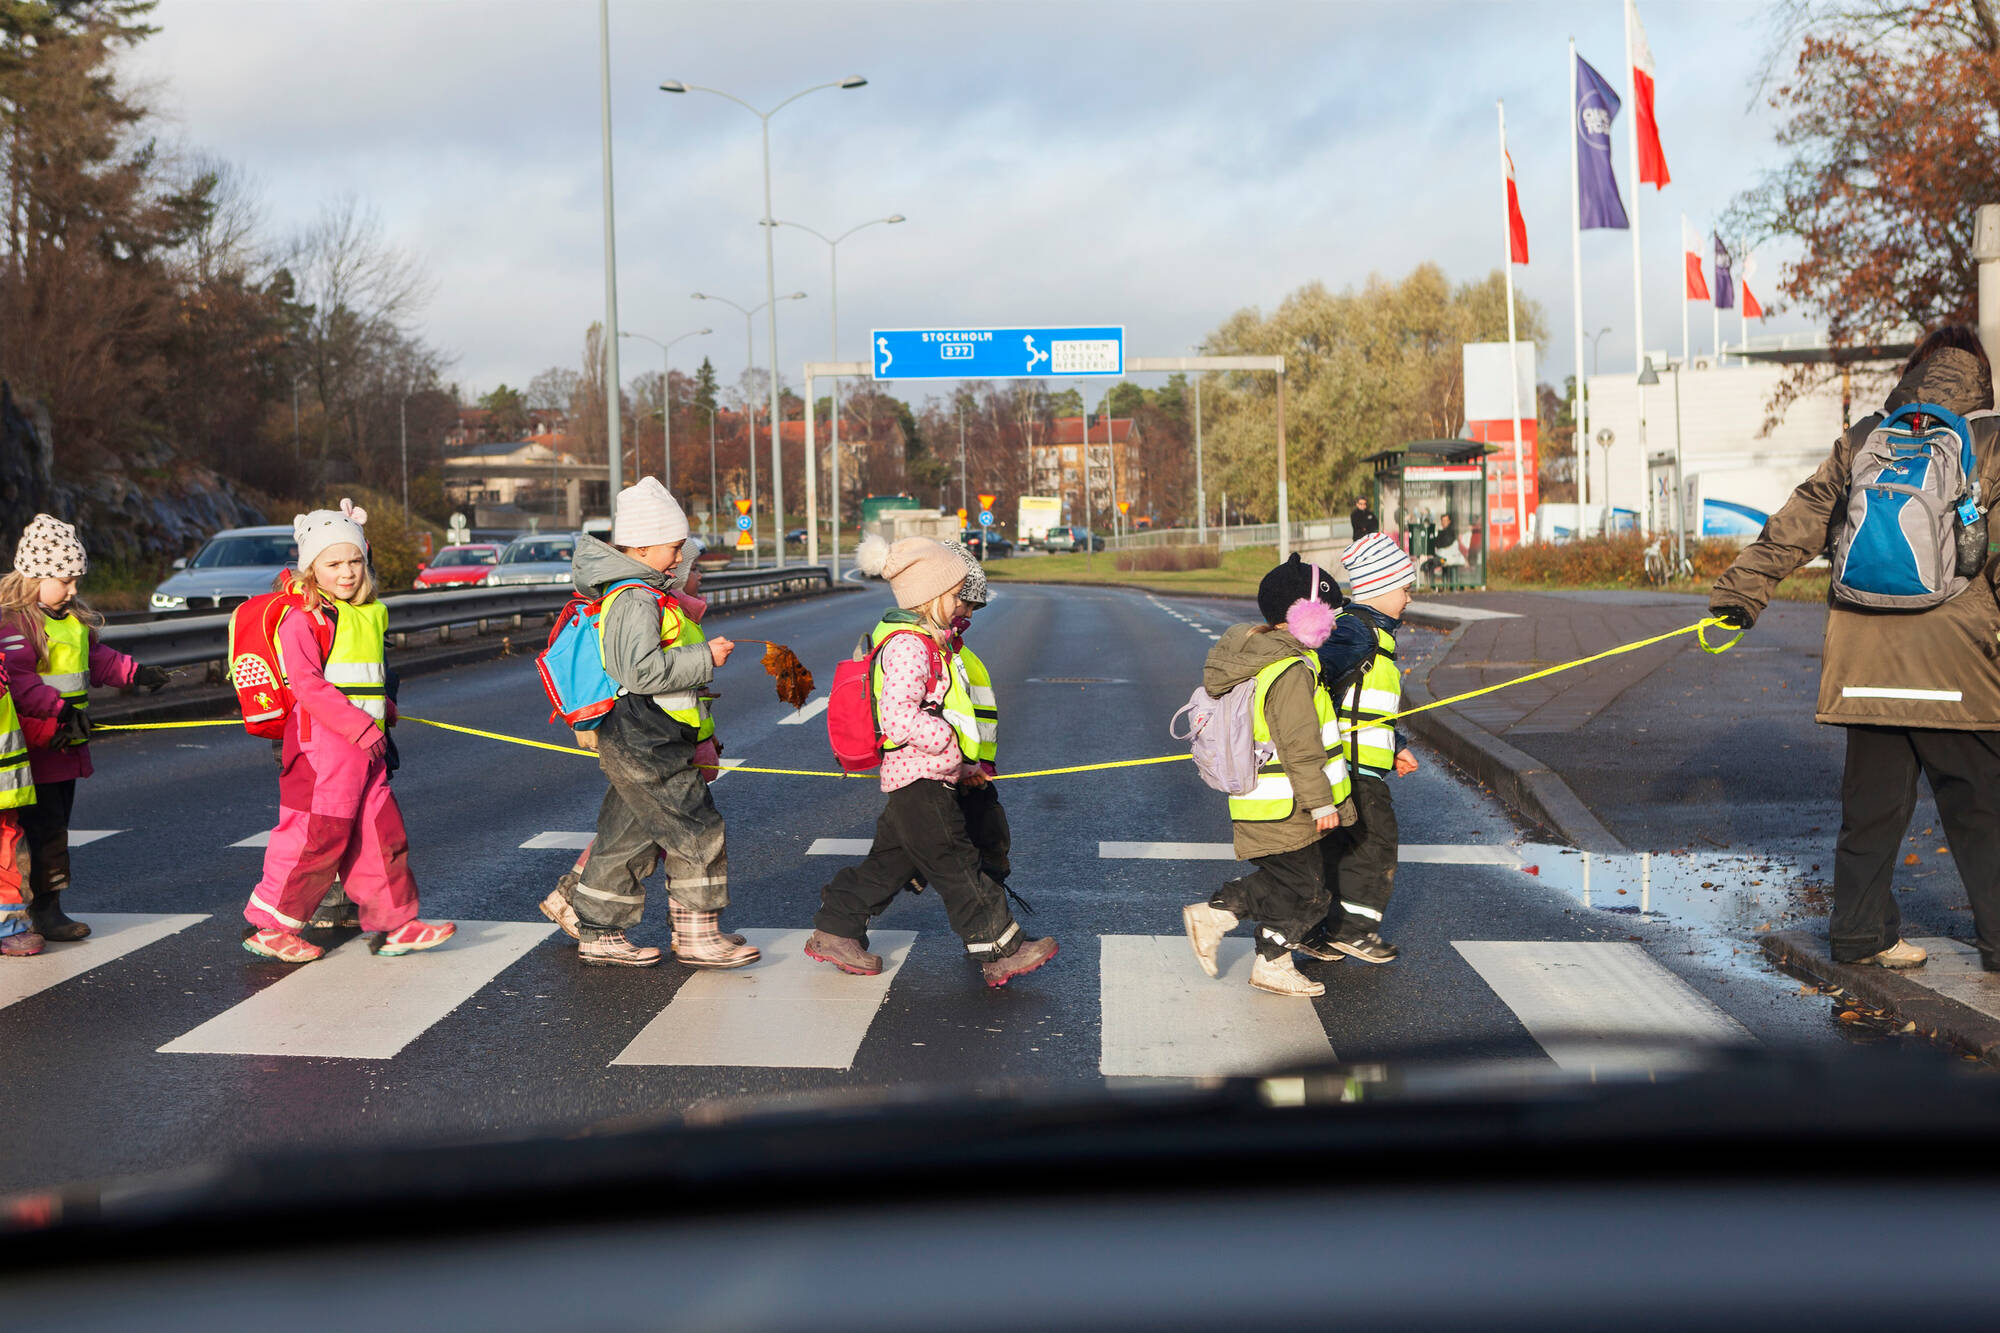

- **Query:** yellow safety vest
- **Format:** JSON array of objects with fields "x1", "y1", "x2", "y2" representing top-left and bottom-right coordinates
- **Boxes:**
[
  {"x1": 323, "y1": 600, "x2": 389, "y2": 731},
  {"x1": 38, "y1": 612, "x2": 90, "y2": 716},
  {"x1": 1339, "y1": 622, "x2": 1401, "y2": 776},
  {"x1": 869, "y1": 616, "x2": 979, "y2": 762},
  {"x1": 960, "y1": 644, "x2": 998, "y2": 764},
  {"x1": 600, "y1": 584, "x2": 711, "y2": 738},
  {"x1": 0, "y1": 688, "x2": 33, "y2": 810},
  {"x1": 1228, "y1": 650, "x2": 1351, "y2": 822}
]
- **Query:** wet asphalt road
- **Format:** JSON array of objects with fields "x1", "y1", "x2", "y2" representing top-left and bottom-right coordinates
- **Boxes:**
[{"x1": 0, "y1": 582, "x2": 1848, "y2": 1194}]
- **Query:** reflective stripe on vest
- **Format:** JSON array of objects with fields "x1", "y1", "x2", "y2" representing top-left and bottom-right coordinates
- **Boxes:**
[
  {"x1": 0, "y1": 688, "x2": 33, "y2": 810},
  {"x1": 961, "y1": 645, "x2": 998, "y2": 763},
  {"x1": 599, "y1": 584, "x2": 709, "y2": 735},
  {"x1": 1228, "y1": 651, "x2": 1351, "y2": 822},
  {"x1": 868, "y1": 618, "x2": 978, "y2": 761},
  {"x1": 39, "y1": 612, "x2": 90, "y2": 711},
  {"x1": 324, "y1": 600, "x2": 390, "y2": 728},
  {"x1": 1339, "y1": 624, "x2": 1401, "y2": 774}
]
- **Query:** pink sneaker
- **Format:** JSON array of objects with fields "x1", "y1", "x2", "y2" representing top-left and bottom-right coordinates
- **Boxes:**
[
  {"x1": 1, "y1": 930, "x2": 45, "y2": 957},
  {"x1": 377, "y1": 920, "x2": 456, "y2": 956},
  {"x1": 242, "y1": 927, "x2": 324, "y2": 964}
]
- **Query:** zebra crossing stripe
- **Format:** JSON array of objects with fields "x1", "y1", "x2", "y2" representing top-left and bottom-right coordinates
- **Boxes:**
[
  {"x1": 231, "y1": 831, "x2": 271, "y2": 848},
  {"x1": 776, "y1": 696, "x2": 831, "y2": 725},
  {"x1": 808, "y1": 838, "x2": 874, "y2": 856},
  {"x1": 0, "y1": 914, "x2": 209, "y2": 1011},
  {"x1": 1097, "y1": 841, "x2": 1520, "y2": 865},
  {"x1": 611, "y1": 928, "x2": 916, "y2": 1069},
  {"x1": 159, "y1": 920, "x2": 555, "y2": 1059},
  {"x1": 1451, "y1": 941, "x2": 1751, "y2": 1074},
  {"x1": 520, "y1": 832, "x2": 594, "y2": 850},
  {"x1": 68, "y1": 830, "x2": 124, "y2": 847},
  {"x1": 1098, "y1": 935, "x2": 1333, "y2": 1079}
]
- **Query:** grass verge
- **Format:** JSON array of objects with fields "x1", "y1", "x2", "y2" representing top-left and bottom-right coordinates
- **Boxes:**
[{"x1": 982, "y1": 546, "x2": 1273, "y2": 598}]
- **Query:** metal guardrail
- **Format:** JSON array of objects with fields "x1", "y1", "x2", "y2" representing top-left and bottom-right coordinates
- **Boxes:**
[
  {"x1": 1097, "y1": 520, "x2": 1350, "y2": 553},
  {"x1": 100, "y1": 566, "x2": 835, "y2": 670}
]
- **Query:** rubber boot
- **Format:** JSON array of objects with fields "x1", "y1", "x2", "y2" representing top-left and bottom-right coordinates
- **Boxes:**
[{"x1": 30, "y1": 891, "x2": 88, "y2": 942}]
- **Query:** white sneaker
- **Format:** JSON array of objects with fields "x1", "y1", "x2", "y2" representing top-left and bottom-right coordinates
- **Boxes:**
[
  {"x1": 1183, "y1": 902, "x2": 1239, "y2": 978},
  {"x1": 1250, "y1": 953, "x2": 1325, "y2": 998},
  {"x1": 1859, "y1": 938, "x2": 1927, "y2": 969}
]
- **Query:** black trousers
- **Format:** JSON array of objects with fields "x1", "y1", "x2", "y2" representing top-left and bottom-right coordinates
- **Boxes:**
[
  {"x1": 814, "y1": 780, "x2": 1018, "y2": 956},
  {"x1": 1318, "y1": 774, "x2": 1398, "y2": 939},
  {"x1": 1833, "y1": 726, "x2": 2000, "y2": 966},
  {"x1": 20, "y1": 778, "x2": 75, "y2": 900},
  {"x1": 1213, "y1": 840, "x2": 1334, "y2": 960},
  {"x1": 958, "y1": 782, "x2": 1011, "y2": 885}
]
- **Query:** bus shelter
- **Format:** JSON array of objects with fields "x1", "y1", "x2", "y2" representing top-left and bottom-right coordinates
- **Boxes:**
[{"x1": 1360, "y1": 440, "x2": 1492, "y2": 591}]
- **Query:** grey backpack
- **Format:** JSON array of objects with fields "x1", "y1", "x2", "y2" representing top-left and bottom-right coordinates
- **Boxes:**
[
  {"x1": 1831, "y1": 402, "x2": 1992, "y2": 609},
  {"x1": 1170, "y1": 657, "x2": 1313, "y2": 795}
]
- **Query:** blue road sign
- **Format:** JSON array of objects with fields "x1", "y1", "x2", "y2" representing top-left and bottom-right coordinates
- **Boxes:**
[
  {"x1": 871, "y1": 326, "x2": 1124, "y2": 381},
  {"x1": 978, "y1": 511, "x2": 995, "y2": 527},
  {"x1": 735, "y1": 514, "x2": 752, "y2": 532}
]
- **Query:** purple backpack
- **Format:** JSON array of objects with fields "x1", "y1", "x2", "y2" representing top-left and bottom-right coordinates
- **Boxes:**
[{"x1": 1170, "y1": 678, "x2": 1270, "y2": 795}]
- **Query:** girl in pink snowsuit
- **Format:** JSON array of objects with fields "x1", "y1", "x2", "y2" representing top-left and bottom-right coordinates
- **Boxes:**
[{"x1": 242, "y1": 502, "x2": 454, "y2": 965}]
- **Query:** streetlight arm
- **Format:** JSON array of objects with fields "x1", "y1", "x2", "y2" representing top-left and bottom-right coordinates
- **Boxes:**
[
  {"x1": 766, "y1": 79, "x2": 855, "y2": 117},
  {"x1": 662, "y1": 82, "x2": 764, "y2": 117},
  {"x1": 620, "y1": 331, "x2": 666, "y2": 352},
  {"x1": 772, "y1": 219, "x2": 835, "y2": 247},
  {"x1": 693, "y1": 293, "x2": 752, "y2": 318}
]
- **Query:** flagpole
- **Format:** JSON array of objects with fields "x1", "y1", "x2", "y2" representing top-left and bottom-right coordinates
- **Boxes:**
[
  {"x1": 1740, "y1": 236, "x2": 1750, "y2": 350},
  {"x1": 1625, "y1": 0, "x2": 1645, "y2": 380},
  {"x1": 1499, "y1": 98, "x2": 1529, "y2": 547},
  {"x1": 1569, "y1": 39, "x2": 1589, "y2": 531},
  {"x1": 1712, "y1": 240, "x2": 1722, "y2": 363},
  {"x1": 1680, "y1": 211, "x2": 1691, "y2": 371}
]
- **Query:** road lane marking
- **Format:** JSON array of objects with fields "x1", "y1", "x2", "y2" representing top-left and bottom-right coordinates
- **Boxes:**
[
  {"x1": 1902, "y1": 938, "x2": 2000, "y2": 1019},
  {"x1": 69, "y1": 830, "x2": 124, "y2": 847},
  {"x1": 0, "y1": 914, "x2": 209, "y2": 1011},
  {"x1": 1098, "y1": 934, "x2": 1333, "y2": 1079},
  {"x1": 521, "y1": 832, "x2": 594, "y2": 850},
  {"x1": 611, "y1": 928, "x2": 915, "y2": 1069},
  {"x1": 1406, "y1": 601, "x2": 1520, "y2": 621},
  {"x1": 231, "y1": 831, "x2": 271, "y2": 848},
  {"x1": 1451, "y1": 940, "x2": 1751, "y2": 1074},
  {"x1": 808, "y1": 838, "x2": 874, "y2": 856},
  {"x1": 1097, "y1": 841, "x2": 1520, "y2": 865},
  {"x1": 159, "y1": 920, "x2": 555, "y2": 1059},
  {"x1": 776, "y1": 696, "x2": 831, "y2": 725}
]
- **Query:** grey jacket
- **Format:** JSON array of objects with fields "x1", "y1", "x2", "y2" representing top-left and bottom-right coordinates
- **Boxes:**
[
  {"x1": 571, "y1": 535, "x2": 714, "y2": 698},
  {"x1": 1205, "y1": 623, "x2": 1350, "y2": 860}
]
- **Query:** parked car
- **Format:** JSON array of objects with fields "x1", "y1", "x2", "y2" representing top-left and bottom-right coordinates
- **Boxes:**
[
  {"x1": 149, "y1": 525, "x2": 297, "y2": 614},
  {"x1": 413, "y1": 543, "x2": 502, "y2": 591},
  {"x1": 483, "y1": 533, "x2": 581, "y2": 587},
  {"x1": 960, "y1": 528, "x2": 1014, "y2": 560},
  {"x1": 690, "y1": 537, "x2": 735, "y2": 571},
  {"x1": 1040, "y1": 525, "x2": 1104, "y2": 553},
  {"x1": 785, "y1": 527, "x2": 808, "y2": 547}
]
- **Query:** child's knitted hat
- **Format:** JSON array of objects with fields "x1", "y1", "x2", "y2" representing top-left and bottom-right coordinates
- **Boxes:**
[
  {"x1": 1255, "y1": 552, "x2": 1339, "y2": 625},
  {"x1": 13, "y1": 514, "x2": 87, "y2": 579},
  {"x1": 868, "y1": 536, "x2": 971, "y2": 610},
  {"x1": 613, "y1": 476, "x2": 689, "y2": 548},
  {"x1": 295, "y1": 499, "x2": 369, "y2": 572},
  {"x1": 1342, "y1": 533, "x2": 1417, "y2": 600},
  {"x1": 943, "y1": 538, "x2": 989, "y2": 607}
]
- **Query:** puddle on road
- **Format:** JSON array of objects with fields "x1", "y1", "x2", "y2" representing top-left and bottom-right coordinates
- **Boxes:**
[{"x1": 1518, "y1": 843, "x2": 1824, "y2": 936}]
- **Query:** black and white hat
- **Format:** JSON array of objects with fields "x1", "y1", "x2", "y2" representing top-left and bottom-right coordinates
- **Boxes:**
[{"x1": 13, "y1": 514, "x2": 87, "y2": 580}]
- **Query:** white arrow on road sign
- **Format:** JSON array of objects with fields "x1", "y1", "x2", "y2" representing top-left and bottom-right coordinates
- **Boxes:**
[{"x1": 1024, "y1": 335, "x2": 1049, "y2": 373}]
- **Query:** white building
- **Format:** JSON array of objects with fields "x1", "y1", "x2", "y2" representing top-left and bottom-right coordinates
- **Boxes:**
[{"x1": 1579, "y1": 352, "x2": 1897, "y2": 539}]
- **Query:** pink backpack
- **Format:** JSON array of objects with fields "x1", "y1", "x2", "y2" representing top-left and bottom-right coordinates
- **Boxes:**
[{"x1": 826, "y1": 628, "x2": 943, "y2": 773}]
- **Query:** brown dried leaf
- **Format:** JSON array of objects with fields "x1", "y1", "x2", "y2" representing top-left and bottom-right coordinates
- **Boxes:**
[{"x1": 761, "y1": 641, "x2": 815, "y2": 710}]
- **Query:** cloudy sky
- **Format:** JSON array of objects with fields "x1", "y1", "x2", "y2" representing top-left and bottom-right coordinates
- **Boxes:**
[{"x1": 126, "y1": 0, "x2": 1811, "y2": 403}]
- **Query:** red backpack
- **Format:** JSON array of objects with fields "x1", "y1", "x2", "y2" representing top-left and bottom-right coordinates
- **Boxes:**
[
  {"x1": 227, "y1": 581, "x2": 335, "y2": 739},
  {"x1": 826, "y1": 628, "x2": 943, "y2": 773}
]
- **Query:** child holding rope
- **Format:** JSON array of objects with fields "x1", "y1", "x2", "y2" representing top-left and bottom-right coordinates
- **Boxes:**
[
  {"x1": 0, "y1": 515, "x2": 169, "y2": 942},
  {"x1": 241, "y1": 502, "x2": 455, "y2": 963}
]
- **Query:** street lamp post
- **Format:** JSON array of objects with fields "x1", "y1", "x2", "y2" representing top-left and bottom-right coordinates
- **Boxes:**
[
  {"x1": 707, "y1": 404, "x2": 720, "y2": 536},
  {"x1": 771, "y1": 213, "x2": 903, "y2": 573},
  {"x1": 619, "y1": 327, "x2": 711, "y2": 494},
  {"x1": 1191, "y1": 344, "x2": 1206, "y2": 542},
  {"x1": 597, "y1": 0, "x2": 624, "y2": 497},
  {"x1": 662, "y1": 75, "x2": 869, "y2": 570},
  {"x1": 693, "y1": 290, "x2": 804, "y2": 569}
]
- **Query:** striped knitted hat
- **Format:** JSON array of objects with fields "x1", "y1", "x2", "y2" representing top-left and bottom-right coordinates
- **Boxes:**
[{"x1": 1342, "y1": 533, "x2": 1416, "y2": 600}]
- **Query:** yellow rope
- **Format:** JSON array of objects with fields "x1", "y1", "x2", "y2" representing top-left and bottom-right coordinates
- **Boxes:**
[{"x1": 96, "y1": 617, "x2": 1737, "y2": 778}]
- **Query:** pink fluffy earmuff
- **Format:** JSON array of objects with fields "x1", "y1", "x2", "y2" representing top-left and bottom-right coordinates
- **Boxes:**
[{"x1": 1286, "y1": 562, "x2": 1335, "y2": 648}]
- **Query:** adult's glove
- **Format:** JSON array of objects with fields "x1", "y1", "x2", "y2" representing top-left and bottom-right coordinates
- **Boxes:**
[
  {"x1": 134, "y1": 664, "x2": 170, "y2": 693},
  {"x1": 1709, "y1": 604, "x2": 1754, "y2": 632}
]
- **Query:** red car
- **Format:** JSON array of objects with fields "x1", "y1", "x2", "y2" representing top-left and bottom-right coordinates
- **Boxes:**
[{"x1": 413, "y1": 543, "x2": 502, "y2": 591}]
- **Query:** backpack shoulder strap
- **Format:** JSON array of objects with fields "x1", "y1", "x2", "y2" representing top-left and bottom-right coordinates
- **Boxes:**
[{"x1": 872, "y1": 627, "x2": 943, "y2": 690}]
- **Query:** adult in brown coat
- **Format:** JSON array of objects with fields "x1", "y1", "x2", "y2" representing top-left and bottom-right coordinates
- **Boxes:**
[{"x1": 1710, "y1": 329, "x2": 2000, "y2": 971}]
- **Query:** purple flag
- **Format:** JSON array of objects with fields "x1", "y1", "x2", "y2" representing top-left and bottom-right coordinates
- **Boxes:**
[
  {"x1": 1575, "y1": 54, "x2": 1628, "y2": 231},
  {"x1": 1712, "y1": 233, "x2": 1735, "y2": 310}
]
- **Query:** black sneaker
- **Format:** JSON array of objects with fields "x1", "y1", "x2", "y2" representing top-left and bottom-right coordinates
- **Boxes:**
[
  {"x1": 1293, "y1": 932, "x2": 1345, "y2": 964},
  {"x1": 1332, "y1": 931, "x2": 1399, "y2": 964}
]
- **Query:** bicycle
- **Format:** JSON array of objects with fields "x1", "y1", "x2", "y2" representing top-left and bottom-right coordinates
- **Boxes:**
[{"x1": 1643, "y1": 535, "x2": 1694, "y2": 586}]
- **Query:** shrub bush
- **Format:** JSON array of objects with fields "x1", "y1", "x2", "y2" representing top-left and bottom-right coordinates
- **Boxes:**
[
  {"x1": 1488, "y1": 534, "x2": 1741, "y2": 588},
  {"x1": 1116, "y1": 545, "x2": 1221, "y2": 572}
]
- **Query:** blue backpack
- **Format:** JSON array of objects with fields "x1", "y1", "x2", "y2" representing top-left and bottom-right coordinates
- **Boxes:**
[
  {"x1": 536, "y1": 578, "x2": 675, "y2": 729},
  {"x1": 1831, "y1": 402, "x2": 1991, "y2": 609}
]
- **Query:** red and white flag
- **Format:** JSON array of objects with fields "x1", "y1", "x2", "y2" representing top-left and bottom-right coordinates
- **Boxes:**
[
  {"x1": 1742, "y1": 251, "x2": 1765, "y2": 319},
  {"x1": 1682, "y1": 217, "x2": 1709, "y2": 301},
  {"x1": 1505, "y1": 150, "x2": 1529, "y2": 264},
  {"x1": 1627, "y1": 0, "x2": 1670, "y2": 188}
]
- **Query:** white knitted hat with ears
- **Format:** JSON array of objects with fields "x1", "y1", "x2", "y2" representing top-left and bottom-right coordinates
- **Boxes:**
[
  {"x1": 13, "y1": 514, "x2": 88, "y2": 579},
  {"x1": 295, "y1": 498, "x2": 369, "y2": 572}
]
